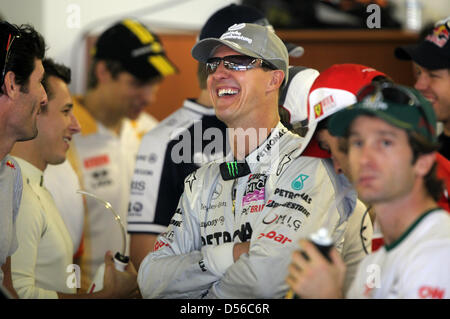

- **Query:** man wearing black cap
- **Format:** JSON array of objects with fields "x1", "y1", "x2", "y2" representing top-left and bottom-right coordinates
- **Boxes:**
[
  {"x1": 67, "y1": 19, "x2": 177, "y2": 286},
  {"x1": 127, "y1": 4, "x2": 308, "y2": 270},
  {"x1": 395, "y1": 17, "x2": 450, "y2": 160},
  {"x1": 287, "y1": 83, "x2": 450, "y2": 299},
  {"x1": 137, "y1": 23, "x2": 347, "y2": 299}
]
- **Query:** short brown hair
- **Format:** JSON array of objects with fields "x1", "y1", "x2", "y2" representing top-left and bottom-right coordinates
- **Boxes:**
[{"x1": 87, "y1": 59, "x2": 124, "y2": 89}]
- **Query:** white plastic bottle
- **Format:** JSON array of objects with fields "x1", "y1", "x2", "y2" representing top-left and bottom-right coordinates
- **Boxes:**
[{"x1": 405, "y1": 0, "x2": 422, "y2": 32}]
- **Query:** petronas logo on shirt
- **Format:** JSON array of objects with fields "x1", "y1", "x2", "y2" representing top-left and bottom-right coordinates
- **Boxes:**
[
  {"x1": 291, "y1": 174, "x2": 309, "y2": 191},
  {"x1": 227, "y1": 161, "x2": 238, "y2": 177}
]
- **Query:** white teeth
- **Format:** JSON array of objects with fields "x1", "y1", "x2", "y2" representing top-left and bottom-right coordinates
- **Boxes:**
[
  {"x1": 63, "y1": 137, "x2": 70, "y2": 143},
  {"x1": 218, "y1": 88, "x2": 238, "y2": 97}
]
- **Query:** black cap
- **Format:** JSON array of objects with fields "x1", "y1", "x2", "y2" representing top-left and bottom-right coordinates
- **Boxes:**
[
  {"x1": 199, "y1": 4, "x2": 303, "y2": 57},
  {"x1": 93, "y1": 18, "x2": 177, "y2": 81},
  {"x1": 395, "y1": 17, "x2": 450, "y2": 70}
]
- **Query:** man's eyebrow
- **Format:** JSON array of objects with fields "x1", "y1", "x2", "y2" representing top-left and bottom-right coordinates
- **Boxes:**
[{"x1": 349, "y1": 129, "x2": 399, "y2": 138}]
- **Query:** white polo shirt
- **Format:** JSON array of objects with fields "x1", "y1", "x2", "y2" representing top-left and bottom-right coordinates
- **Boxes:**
[{"x1": 11, "y1": 157, "x2": 75, "y2": 299}]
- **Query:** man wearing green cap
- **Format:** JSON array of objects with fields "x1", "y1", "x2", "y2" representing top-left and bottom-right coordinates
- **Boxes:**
[{"x1": 287, "y1": 82, "x2": 450, "y2": 299}]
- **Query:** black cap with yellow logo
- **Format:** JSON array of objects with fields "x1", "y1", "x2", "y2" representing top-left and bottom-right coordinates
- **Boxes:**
[{"x1": 93, "y1": 18, "x2": 177, "y2": 81}]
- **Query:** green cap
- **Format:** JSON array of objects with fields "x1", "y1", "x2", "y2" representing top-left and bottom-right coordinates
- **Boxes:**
[{"x1": 328, "y1": 83, "x2": 437, "y2": 143}]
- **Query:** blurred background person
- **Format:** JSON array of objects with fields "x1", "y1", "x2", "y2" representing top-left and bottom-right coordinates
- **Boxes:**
[
  {"x1": 395, "y1": 17, "x2": 450, "y2": 160},
  {"x1": 64, "y1": 19, "x2": 177, "y2": 288}
]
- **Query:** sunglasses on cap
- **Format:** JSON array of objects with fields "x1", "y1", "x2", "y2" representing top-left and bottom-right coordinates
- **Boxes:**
[
  {"x1": 206, "y1": 55, "x2": 275, "y2": 75},
  {"x1": 357, "y1": 82, "x2": 428, "y2": 119},
  {"x1": 1, "y1": 22, "x2": 21, "y2": 88},
  {"x1": 356, "y1": 82, "x2": 435, "y2": 137}
]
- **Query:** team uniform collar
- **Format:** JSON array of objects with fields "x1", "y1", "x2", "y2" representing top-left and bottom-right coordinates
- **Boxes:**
[
  {"x1": 13, "y1": 156, "x2": 44, "y2": 187},
  {"x1": 220, "y1": 122, "x2": 289, "y2": 180}
]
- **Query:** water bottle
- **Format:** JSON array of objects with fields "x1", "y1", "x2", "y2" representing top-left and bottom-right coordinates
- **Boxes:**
[
  {"x1": 286, "y1": 227, "x2": 334, "y2": 299},
  {"x1": 302, "y1": 227, "x2": 334, "y2": 262},
  {"x1": 405, "y1": 0, "x2": 422, "y2": 32}
]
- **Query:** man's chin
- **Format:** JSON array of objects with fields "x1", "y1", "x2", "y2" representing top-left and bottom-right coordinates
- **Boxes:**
[
  {"x1": 17, "y1": 128, "x2": 38, "y2": 142},
  {"x1": 128, "y1": 108, "x2": 146, "y2": 121},
  {"x1": 48, "y1": 156, "x2": 67, "y2": 166}
]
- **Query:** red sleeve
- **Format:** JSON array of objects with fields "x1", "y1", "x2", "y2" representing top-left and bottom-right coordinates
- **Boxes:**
[{"x1": 436, "y1": 153, "x2": 450, "y2": 213}]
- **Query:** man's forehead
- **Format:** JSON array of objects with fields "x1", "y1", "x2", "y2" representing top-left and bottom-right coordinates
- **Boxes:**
[
  {"x1": 349, "y1": 115, "x2": 403, "y2": 135},
  {"x1": 34, "y1": 59, "x2": 45, "y2": 75},
  {"x1": 211, "y1": 45, "x2": 241, "y2": 57}
]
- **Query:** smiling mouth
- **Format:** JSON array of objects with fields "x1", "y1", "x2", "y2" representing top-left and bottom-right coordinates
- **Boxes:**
[{"x1": 217, "y1": 88, "x2": 239, "y2": 97}]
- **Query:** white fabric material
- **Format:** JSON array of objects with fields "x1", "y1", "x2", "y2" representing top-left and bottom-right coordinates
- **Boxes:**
[
  {"x1": 347, "y1": 210, "x2": 450, "y2": 299},
  {"x1": 72, "y1": 109, "x2": 157, "y2": 280},
  {"x1": 44, "y1": 160, "x2": 84, "y2": 252},
  {"x1": 138, "y1": 123, "x2": 352, "y2": 299},
  {"x1": 0, "y1": 156, "x2": 22, "y2": 285},
  {"x1": 11, "y1": 157, "x2": 75, "y2": 299}
]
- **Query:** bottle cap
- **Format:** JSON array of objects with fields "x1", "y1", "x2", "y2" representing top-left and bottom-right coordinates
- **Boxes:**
[{"x1": 310, "y1": 228, "x2": 333, "y2": 246}]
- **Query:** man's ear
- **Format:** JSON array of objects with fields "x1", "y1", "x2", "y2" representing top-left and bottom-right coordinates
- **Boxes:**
[
  {"x1": 414, "y1": 151, "x2": 436, "y2": 177},
  {"x1": 2, "y1": 71, "x2": 19, "y2": 98},
  {"x1": 94, "y1": 61, "x2": 113, "y2": 84},
  {"x1": 267, "y1": 70, "x2": 284, "y2": 93}
]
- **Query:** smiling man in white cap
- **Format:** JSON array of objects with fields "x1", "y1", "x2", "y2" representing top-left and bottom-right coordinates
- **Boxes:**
[{"x1": 137, "y1": 23, "x2": 350, "y2": 299}]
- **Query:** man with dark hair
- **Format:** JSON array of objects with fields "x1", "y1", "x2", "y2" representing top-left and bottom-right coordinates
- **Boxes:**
[
  {"x1": 395, "y1": 17, "x2": 450, "y2": 160},
  {"x1": 10, "y1": 58, "x2": 139, "y2": 299},
  {"x1": 0, "y1": 21, "x2": 47, "y2": 152},
  {"x1": 63, "y1": 18, "x2": 177, "y2": 286},
  {"x1": 0, "y1": 21, "x2": 48, "y2": 298},
  {"x1": 42, "y1": 59, "x2": 85, "y2": 266},
  {"x1": 287, "y1": 82, "x2": 450, "y2": 299}
]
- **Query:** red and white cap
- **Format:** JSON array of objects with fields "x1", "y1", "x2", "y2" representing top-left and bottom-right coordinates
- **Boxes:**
[
  {"x1": 279, "y1": 64, "x2": 388, "y2": 156},
  {"x1": 279, "y1": 66, "x2": 320, "y2": 155},
  {"x1": 308, "y1": 63, "x2": 388, "y2": 127}
]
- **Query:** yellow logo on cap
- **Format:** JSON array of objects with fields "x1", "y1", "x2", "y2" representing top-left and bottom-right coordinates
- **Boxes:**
[
  {"x1": 122, "y1": 19, "x2": 155, "y2": 44},
  {"x1": 314, "y1": 103, "x2": 323, "y2": 118}
]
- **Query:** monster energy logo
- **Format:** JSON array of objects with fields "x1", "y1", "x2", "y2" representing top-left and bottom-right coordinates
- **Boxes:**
[{"x1": 227, "y1": 161, "x2": 238, "y2": 177}]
